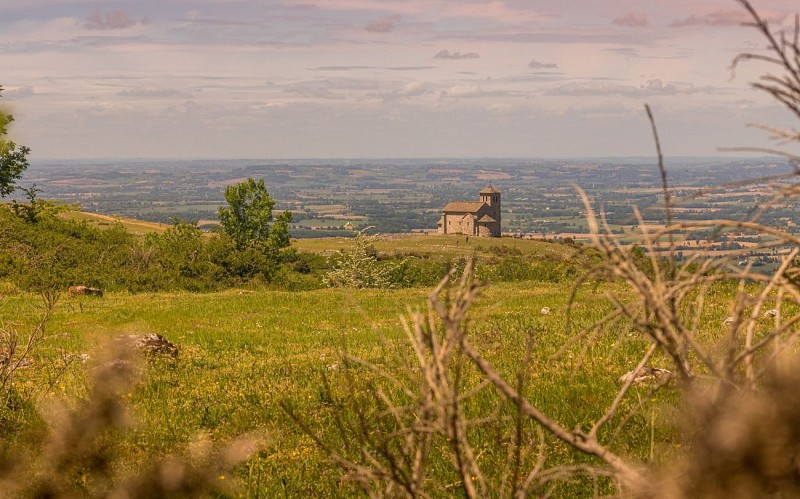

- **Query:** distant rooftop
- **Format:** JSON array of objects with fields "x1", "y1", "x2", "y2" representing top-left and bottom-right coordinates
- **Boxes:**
[
  {"x1": 480, "y1": 185, "x2": 501, "y2": 194},
  {"x1": 442, "y1": 201, "x2": 486, "y2": 213}
]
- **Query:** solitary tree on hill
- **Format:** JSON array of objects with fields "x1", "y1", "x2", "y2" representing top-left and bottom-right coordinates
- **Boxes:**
[
  {"x1": 217, "y1": 177, "x2": 292, "y2": 253},
  {"x1": 0, "y1": 85, "x2": 31, "y2": 198}
]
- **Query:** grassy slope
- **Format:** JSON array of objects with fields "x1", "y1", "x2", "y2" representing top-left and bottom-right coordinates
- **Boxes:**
[
  {"x1": 295, "y1": 233, "x2": 572, "y2": 255},
  {"x1": 0, "y1": 217, "x2": 671, "y2": 496},
  {"x1": 58, "y1": 210, "x2": 582, "y2": 261},
  {"x1": 60, "y1": 210, "x2": 168, "y2": 236},
  {"x1": 2, "y1": 277, "x2": 677, "y2": 496}
]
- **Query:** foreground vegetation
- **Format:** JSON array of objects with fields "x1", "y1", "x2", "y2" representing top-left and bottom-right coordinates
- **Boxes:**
[
  {"x1": 0, "y1": 273, "x2": 681, "y2": 496},
  {"x1": 0, "y1": 199, "x2": 609, "y2": 496},
  {"x1": 0, "y1": 237, "x2": 786, "y2": 496}
]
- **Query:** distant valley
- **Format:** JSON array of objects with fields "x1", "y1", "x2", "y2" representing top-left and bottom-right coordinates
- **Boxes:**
[{"x1": 26, "y1": 157, "x2": 797, "y2": 239}]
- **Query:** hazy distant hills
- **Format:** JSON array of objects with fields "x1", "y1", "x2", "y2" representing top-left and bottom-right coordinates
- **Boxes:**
[{"x1": 24, "y1": 157, "x2": 794, "y2": 237}]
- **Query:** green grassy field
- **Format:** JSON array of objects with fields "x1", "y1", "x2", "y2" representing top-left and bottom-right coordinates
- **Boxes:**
[
  {"x1": 7, "y1": 206, "x2": 777, "y2": 495},
  {"x1": 1, "y1": 268, "x2": 684, "y2": 496},
  {"x1": 295, "y1": 233, "x2": 580, "y2": 259}
]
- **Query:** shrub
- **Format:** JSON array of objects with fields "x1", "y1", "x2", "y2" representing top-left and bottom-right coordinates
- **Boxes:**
[{"x1": 323, "y1": 228, "x2": 401, "y2": 289}]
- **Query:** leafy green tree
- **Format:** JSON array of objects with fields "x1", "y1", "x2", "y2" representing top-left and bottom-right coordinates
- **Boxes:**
[
  {"x1": 217, "y1": 178, "x2": 292, "y2": 252},
  {"x1": 0, "y1": 85, "x2": 31, "y2": 198},
  {"x1": 10, "y1": 184, "x2": 71, "y2": 223}
]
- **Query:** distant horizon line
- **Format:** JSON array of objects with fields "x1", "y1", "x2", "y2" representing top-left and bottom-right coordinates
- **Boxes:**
[{"x1": 28, "y1": 154, "x2": 784, "y2": 163}]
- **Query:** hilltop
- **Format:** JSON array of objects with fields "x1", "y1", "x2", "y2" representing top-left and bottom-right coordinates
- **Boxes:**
[
  {"x1": 58, "y1": 208, "x2": 582, "y2": 262},
  {"x1": 0, "y1": 205, "x2": 588, "y2": 296},
  {"x1": 60, "y1": 210, "x2": 169, "y2": 235},
  {"x1": 59, "y1": 209, "x2": 579, "y2": 259}
]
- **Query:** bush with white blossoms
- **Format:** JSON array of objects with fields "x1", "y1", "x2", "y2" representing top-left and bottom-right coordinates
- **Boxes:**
[{"x1": 323, "y1": 228, "x2": 400, "y2": 289}]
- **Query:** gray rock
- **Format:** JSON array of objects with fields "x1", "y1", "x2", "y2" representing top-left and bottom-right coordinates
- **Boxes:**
[
  {"x1": 67, "y1": 285, "x2": 104, "y2": 298},
  {"x1": 121, "y1": 334, "x2": 179, "y2": 358},
  {"x1": 619, "y1": 366, "x2": 672, "y2": 385}
]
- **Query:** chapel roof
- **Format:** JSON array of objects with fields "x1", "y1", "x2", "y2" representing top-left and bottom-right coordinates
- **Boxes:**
[
  {"x1": 480, "y1": 185, "x2": 501, "y2": 194},
  {"x1": 442, "y1": 201, "x2": 486, "y2": 213}
]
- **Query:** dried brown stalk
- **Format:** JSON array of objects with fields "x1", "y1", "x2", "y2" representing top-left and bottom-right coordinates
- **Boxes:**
[{"x1": 0, "y1": 289, "x2": 57, "y2": 393}]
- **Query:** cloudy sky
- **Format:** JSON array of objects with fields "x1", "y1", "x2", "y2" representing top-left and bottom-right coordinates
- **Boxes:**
[{"x1": 1, "y1": 0, "x2": 799, "y2": 159}]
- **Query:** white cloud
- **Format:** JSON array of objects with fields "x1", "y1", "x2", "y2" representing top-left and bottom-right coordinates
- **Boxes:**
[
  {"x1": 670, "y1": 9, "x2": 787, "y2": 28},
  {"x1": 117, "y1": 87, "x2": 193, "y2": 99},
  {"x1": 2, "y1": 0, "x2": 798, "y2": 158},
  {"x1": 613, "y1": 12, "x2": 648, "y2": 28},
  {"x1": 283, "y1": 81, "x2": 347, "y2": 100},
  {"x1": 365, "y1": 14, "x2": 401, "y2": 33},
  {"x1": 2, "y1": 85, "x2": 35, "y2": 100},
  {"x1": 443, "y1": 84, "x2": 484, "y2": 98},
  {"x1": 84, "y1": 7, "x2": 143, "y2": 30},
  {"x1": 434, "y1": 49, "x2": 479, "y2": 60},
  {"x1": 528, "y1": 59, "x2": 557, "y2": 69},
  {"x1": 396, "y1": 81, "x2": 426, "y2": 96},
  {"x1": 440, "y1": 84, "x2": 517, "y2": 99},
  {"x1": 543, "y1": 79, "x2": 715, "y2": 98}
]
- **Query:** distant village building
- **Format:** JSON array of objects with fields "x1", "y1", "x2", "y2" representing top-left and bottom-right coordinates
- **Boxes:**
[{"x1": 438, "y1": 186, "x2": 501, "y2": 237}]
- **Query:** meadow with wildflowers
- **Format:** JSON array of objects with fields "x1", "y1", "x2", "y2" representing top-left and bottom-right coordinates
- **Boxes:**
[{"x1": 0, "y1": 242, "x2": 672, "y2": 496}]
